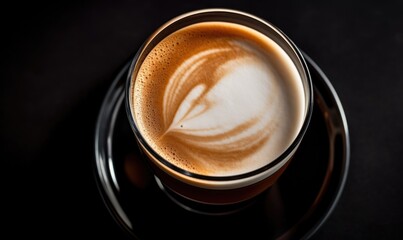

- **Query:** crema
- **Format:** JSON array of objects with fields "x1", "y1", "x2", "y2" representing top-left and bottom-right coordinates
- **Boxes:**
[{"x1": 131, "y1": 22, "x2": 305, "y2": 176}]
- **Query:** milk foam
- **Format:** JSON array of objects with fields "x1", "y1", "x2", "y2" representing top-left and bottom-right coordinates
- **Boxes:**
[{"x1": 132, "y1": 22, "x2": 305, "y2": 176}]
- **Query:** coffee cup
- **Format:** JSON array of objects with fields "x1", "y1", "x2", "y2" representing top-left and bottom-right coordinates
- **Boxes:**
[{"x1": 125, "y1": 8, "x2": 313, "y2": 211}]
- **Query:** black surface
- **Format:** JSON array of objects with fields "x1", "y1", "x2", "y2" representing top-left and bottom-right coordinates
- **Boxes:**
[
  {"x1": 2, "y1": 0, "x2": 402, "y2": 239},
  {"x1": 93, "y1": 55, "x2": 349, "y2": 240}
]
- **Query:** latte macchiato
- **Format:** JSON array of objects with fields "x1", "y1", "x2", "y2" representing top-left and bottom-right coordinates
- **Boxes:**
[
  {"x1": 126, "y1": 9, "x2": 312, "y2": 206},
  {"x1": 131, "y1": 22, "x2": 305, "y2": 176}
]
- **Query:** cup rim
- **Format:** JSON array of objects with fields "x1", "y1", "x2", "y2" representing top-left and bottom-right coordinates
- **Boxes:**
[{"x1": 125, "y1": 8, "x2": 313, "y2": 183}]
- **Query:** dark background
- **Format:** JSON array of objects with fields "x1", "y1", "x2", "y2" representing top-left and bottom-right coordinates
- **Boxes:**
[{"x1": 2, "y1": 0, "x2": 402, "y2": 239}]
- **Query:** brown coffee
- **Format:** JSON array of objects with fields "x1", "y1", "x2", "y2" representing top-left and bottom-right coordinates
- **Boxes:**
[{"x1": 130, "y1": 21, "x2": 305, "y2": 178}]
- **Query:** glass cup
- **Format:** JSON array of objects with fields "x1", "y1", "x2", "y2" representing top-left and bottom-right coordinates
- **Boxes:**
[{"x1": 125, "y1": 8, "x2": 313, "y2": 214}]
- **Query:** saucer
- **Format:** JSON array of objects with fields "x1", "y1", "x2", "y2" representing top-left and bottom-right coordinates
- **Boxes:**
[{"x1": 94, "y1": 54, "x2": 350, "y2": 239}]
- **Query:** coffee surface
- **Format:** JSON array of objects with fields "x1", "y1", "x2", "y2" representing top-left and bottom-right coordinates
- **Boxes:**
[{"x1": 131, "y1": 22, "x2": 305, "y2": 176}]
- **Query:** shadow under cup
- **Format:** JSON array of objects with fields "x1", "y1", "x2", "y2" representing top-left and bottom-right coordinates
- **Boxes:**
[{"x1": 125, "y1": 9, "x2": 313, "y2": 212}]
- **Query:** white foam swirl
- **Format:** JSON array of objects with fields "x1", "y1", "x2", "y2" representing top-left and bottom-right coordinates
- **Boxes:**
[{"x1": 161, "y1": 42, "x2": 282, "y2": 170}]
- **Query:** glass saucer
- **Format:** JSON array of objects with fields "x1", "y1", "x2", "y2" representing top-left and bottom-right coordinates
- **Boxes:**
[{"x1": 94, "y1": 53, "x2": 350, "y2": 239}]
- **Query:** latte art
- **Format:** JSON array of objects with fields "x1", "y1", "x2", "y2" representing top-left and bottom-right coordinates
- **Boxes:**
[
  {"x1": 162, "y1": 42, "x2": 281, "y2": 169},
  {"x1": 132, "y1": 22, "x2": 305, "y2": 176}
]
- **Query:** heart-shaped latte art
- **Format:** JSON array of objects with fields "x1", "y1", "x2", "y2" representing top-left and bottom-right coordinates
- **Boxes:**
[{"x1": 160, "y1": 41, "x2": 281, "y2": 171}]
